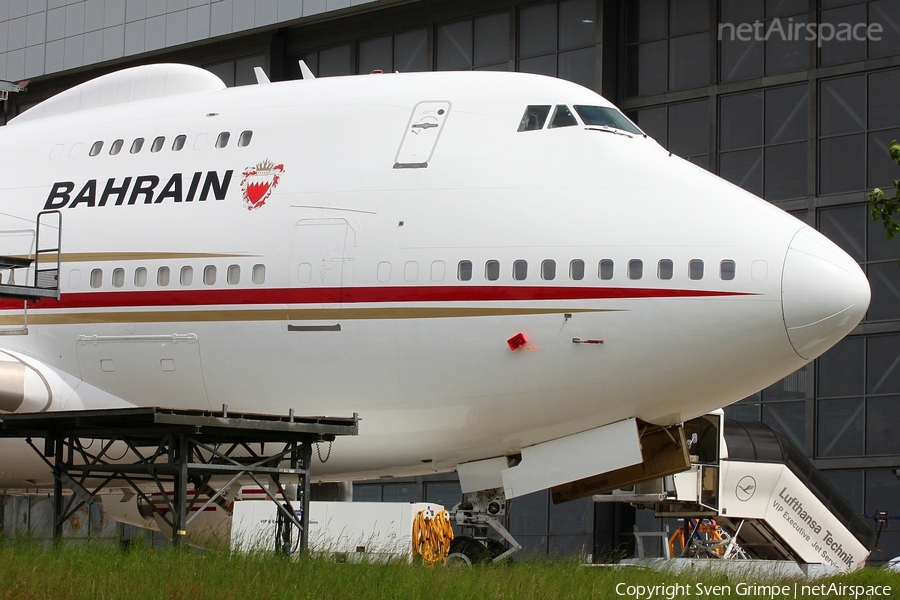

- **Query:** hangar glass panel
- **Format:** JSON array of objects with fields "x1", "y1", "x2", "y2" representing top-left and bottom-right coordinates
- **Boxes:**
[
  {"x1": 865, "y1": 470, "x2": 900, "y2": 561},
  {"x1": 518, "y1": 1, "x2": 597, "y2": 88},
  {"x1": 720, "y1": 149, "x2": 763, "y2": 197},
  {"x1": 866, "y1": 396, "x2": 900, "y2": 455},
  {"x1": 819, "y1": 71, "x2": 900, "y2": 195},
  {"x1": 817, "y1": 397, "x2": 865, "y2": 457},
  {"x1": 395, "y1": 29, "x2": 429, "y2": 72},
  {"x1": 382, "y1": 483, "x2": 417, "y2": 503},
  {"x1": 319, "y1": 45, "x2": 354, "y2": 77},
  {"x1": 761, "y1": 400, "x2": 806, "y2": 450},
  {"x1": 360, "y1": 35, "x2": 393, "y2": 73},
  {"x1": 868, "y1": 127, "x2": 900, "y2": 189},
  {"x1": 762, "y1": 369, "x2": 807, "y2": 401},
  {"x1": 666, "y1": 100, "x2": 709, "y2": 166},
  {"x1": 474, "y1": 13, "x2": 510, "y2": 68},
  {"x1": 867, "y1": 262, "x2": 900, "y2": 321},
  {"x1": 352, "y1": 484, "x2": 382, "y2": 502},
  {"x1": 822, "y1": 470, "x2": 864, "y2": 515},
  {"x1": 425, "y1": 481, "x2": 462, "y2": 509},
  {"x1": 558, "y1": 47, "x2": 596, "y2": 89},
  {"x1": 625, "y1": 0, "x2": 710, "y2": 96},
  {"x1": 867, "y1": 335, "x2": 900, "y2": 394},
  {"x1": 437, "y1": 21, "x2": 472, "y2": 71},
  {"x1": 819, "y1": 205, "x2": 865, "y2": 261},
  {"x1": 720, "y1": 93, "x2": 763, "y2": 151},
  {"x1": 820, "y1": 3, "x2": 869, "y2": 66},
  {"x1": 718, "y1": 0, "x2": 810, "y2": 82},
  {"x1": 518, "y1": 54, "x2": 557, "y2": 77},
  {"x1": 818, "y1": 337, "x2": 865, "y2": 398},
  {"x1": 520, "y1": 3, "x2": 558, "y2": 58},
  {"x1": 719, "y1": 85, "x2": 808, "y2": 201}
]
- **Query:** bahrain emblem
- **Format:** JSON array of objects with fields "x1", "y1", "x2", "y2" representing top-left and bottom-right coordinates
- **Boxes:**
[{"x1": 240, "y1": 159, "x2": 284, "y2": 211}]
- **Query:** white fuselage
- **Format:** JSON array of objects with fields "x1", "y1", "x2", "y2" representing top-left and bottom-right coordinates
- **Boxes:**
[{"x1": 0, "y1": 66, "x2": 869, "y2": 488}]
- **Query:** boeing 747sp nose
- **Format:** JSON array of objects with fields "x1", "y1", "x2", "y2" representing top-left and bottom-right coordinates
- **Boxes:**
[{"x1": 781, "y1": 227, "x2": 871, "y2": 360}]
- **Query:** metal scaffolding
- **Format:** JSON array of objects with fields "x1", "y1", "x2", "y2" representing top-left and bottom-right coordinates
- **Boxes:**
[{"x1": 0, "y1": 407, "x2": 358, "y2": 551}]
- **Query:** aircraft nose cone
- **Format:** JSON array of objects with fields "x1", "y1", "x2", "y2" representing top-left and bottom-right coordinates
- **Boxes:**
[{"x1": 782, "y1": 227, "x2": 870, "y2": 360}]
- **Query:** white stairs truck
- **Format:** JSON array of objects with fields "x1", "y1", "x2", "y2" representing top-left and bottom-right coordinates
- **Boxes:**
[{"x1": 597, "y1": 412, "x2": 872, "y2": 573}]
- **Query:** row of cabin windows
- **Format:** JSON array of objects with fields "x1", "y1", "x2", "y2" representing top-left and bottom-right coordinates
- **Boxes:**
[
  {"x1": 84, "y1": 130, "x2": 253, "y2": 157},
  {"x1": 85, "y1": 264, "x2": 266, "y2": 289},
  {"x1": 456, "y1": 259, "x2": 737, "y2": 282}
]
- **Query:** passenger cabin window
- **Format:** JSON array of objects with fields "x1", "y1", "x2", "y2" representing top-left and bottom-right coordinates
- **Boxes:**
[
  {"x1": 628, "y1": 259, "x2": 643, "y2": 280},
  {"x1": 109, "y1": 139, "x2": 124, "y2": 155},
  {"x1": 252, "y1": 264, "x2": 266, "y2": 284},
  {"x1": 513, "y1": 260, "x2": 528, "y2": 281},
  {"x1": 203, "y1": 265, "x2": 216, "y2": 285},
  {"x1": 721, "y1": 260, "x2": 736, "y2": 281},
  {"x1": 112, "y1": 268, "x2": 125, "y2": 288},
  {"x1": 227, "y1": 265, "x2": 240, "y2": 285},
  {"x1": 89, "y1": 141, "x2": 103, "y2": 156},
  {"x1": 458, "y1": 260, "x2": 473, "y2": 281},
  {"x1": 517, "y1": 105, "x2": 551, "y2": 132},
  {"x1": 574, "y1": 106, "x2": 643, "y2": 135},
  {"x1": 570, "y1": 259, "x2": 584, "y2": 280},
  {"x1": 549, "y1": 105, "x2": 577, "y2": 128},
  {"x1": 172, "y1": 135, "x2": 187, "y2": 151},
  {"x1": 151, "y1": 136, "x2": 165, "y2": 152},
  {"x1": 599, "y1": 259, "x2": 614, "y2": 280},
  {"x1": 180, "y1": 266, "x2": 193, "y2": 286},
  {"x1": 90, "y1": 269, "x2": 102, "y2": 288},
  {"x1": 658, "y1": 259, "x2": 673, "y2": 280},
  {"x1": 541, "y1": 260, "x2": 556, "y2": 280},
  {"x1": 216, "y1": 132, "x2": 230, "y2": 148},
  {"x1": 238, "y1": 130, "x2": 253, "y2": 147},
  {"x1": 689, "y1": 259, "x2": 704, "y2": 280},
  {"x1": 485, "y1": 260, "x2": 500, "y2": 281},
  {"x1": 134, "y1": 267, "x2": 147, "y2": 287},
  {"x1": 157, "y1": 266, "x2": 170, "y2": 286},
  {"x1": 130, "y1": 138, "x2": 144, "y2": 154}
]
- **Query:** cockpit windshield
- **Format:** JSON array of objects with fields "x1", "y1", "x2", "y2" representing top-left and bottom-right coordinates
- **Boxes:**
[
  {"x1": 518, "y1": 106, "x2": 552, "y2": 132},
  {"x1": 574, "y1": 106, "x2": 643, "y2": 135}
]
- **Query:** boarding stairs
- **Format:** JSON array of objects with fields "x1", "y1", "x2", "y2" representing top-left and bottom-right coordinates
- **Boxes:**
[
  {"x1": 598, "y1": 414, "x2": 872, "y2": 573},
  {"x1": 0, "y1": 211, "x2": 61, "y2": 333}
]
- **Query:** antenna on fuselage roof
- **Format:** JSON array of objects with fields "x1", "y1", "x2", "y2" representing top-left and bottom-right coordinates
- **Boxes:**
[
  {"x1": 298, "y1": 60, "x2": 316, "y2": 80},
  {"x1": 254, "y1": 67, "x2": 271, "y2": 85}
]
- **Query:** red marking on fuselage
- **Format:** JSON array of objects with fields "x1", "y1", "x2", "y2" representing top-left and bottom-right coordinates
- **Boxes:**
[{"x1": 0, "y1": 286, "x2": 757, "y2": 311}]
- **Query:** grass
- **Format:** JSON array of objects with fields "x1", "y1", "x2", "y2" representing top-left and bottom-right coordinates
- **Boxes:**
[{"x1": 0, "y1": 540, "x2": 899, "y2": 600}]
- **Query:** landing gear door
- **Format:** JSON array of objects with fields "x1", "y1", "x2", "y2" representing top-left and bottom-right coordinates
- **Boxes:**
[{"x1": 393, "y1": 101, "x2": 451, "y2": 169}]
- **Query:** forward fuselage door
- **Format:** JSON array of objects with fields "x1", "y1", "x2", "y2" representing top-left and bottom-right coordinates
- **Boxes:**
[
  {"x1": 287, "y1": 218, "x2": 351, "y2": 331},
  {"x1": 393, "y1": 101, "x2": 451, "y2": 169}
]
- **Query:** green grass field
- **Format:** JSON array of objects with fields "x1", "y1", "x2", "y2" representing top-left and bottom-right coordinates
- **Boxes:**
[{"x1": 1, "y1": 541, "x2": 898, "y2": 600}]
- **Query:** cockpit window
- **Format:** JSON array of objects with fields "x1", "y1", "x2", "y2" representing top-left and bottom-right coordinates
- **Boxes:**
[
  {"x1": 518, "y1": 105, "x2": 552, "y2": 132},
  {"x1": 549, "y1": 105, "x2": 578, "y2": 129},
  {"x1": 574, "y1": 105, "x2": 643, "y2": 135}
]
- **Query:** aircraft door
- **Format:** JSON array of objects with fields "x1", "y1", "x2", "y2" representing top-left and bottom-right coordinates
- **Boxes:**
[
  {"x1": 288, "y1": 218, "x2": 352, "y2": 329},
  {"x1": 393, "y1": 101, "x2": 451, "y2": 169}
]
